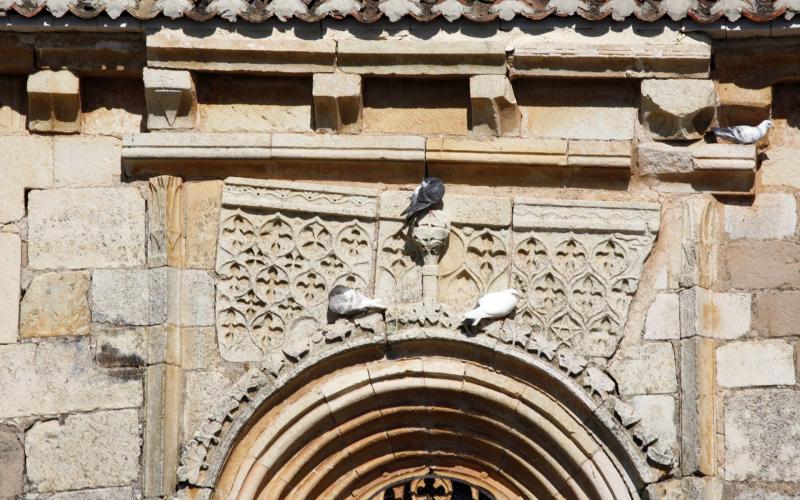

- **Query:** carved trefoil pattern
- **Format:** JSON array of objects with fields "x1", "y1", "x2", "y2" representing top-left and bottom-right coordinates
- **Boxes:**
[
  {"x1": 512, "y1": 199, "x2": 660, "y2": 358},
  {"x1": 215, "y1": 179, "x2": 378, "y2": 362}
]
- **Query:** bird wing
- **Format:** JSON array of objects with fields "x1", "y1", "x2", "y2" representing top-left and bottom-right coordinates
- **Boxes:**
[
  {"x1": 477, "y1": 291, "x2": 516, "y2": 317},
  {"x1": 712, "y1": 127, "x2": 739, "y2": 142},
  {"x1": 714, "y1": 125, "x2": 760, "y2": 144},
  {"x1": 417, "y1": 179, "x2": 445, "y2": 205},
  {"x1": 400, "y1": 186, "x2": 421, "y2": 216}
]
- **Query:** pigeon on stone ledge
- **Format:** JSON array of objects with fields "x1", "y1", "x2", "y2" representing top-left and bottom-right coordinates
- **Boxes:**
[
  {"x1": 462, "y1": 288, "x2": 519, "y2": 333},
  {"x1": 401, "y1": 177, "x2": 445, "y2": 226},
  {"x1": 711, "y1": 120, "x2": 772, "y2": 145},
  {"x1": 328, "y1": 285, "x2": 386, "y2": 317}
]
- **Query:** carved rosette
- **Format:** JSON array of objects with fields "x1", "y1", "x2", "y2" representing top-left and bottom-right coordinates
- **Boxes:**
[{"x1": 411, "y1": 209, "x2": 450, "y2": 302}]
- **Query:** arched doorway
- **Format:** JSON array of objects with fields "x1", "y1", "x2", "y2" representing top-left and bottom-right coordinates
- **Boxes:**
[{"x1": 185, "y1": 335, "x2": 657, "y2": 499}]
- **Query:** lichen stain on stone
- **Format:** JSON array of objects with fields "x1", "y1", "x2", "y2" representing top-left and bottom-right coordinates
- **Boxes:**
[
  {"x1": 701, "y1": 301, "x2": 720, "y2": 333},
  {"x1": 97, "y1": 344, "x2": 145, "y2": 368}
]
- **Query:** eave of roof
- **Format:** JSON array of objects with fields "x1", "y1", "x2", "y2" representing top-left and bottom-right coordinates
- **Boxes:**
[{"x1": 0, "y1": 0, "x2": 793, "y2": 25}]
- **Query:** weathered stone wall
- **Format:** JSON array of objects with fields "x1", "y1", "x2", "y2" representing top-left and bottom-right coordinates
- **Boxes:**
[{"x1": 0, "y1": 19, "x2": 798, "y2": 500}]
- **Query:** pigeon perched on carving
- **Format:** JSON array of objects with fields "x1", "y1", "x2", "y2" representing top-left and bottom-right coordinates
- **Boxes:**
[
  {"x1": 711, "y1": 120, "x2": 772, "y2": 144},
  {"x1": 328, "y1": 285, "x2": 386, "y2": 317},
  {"x1": 462, "y1": 288, "x2": 519, "y2": 332},
  {"x1": 401, "y1": 177, "x2": 445, "y2": 226}
]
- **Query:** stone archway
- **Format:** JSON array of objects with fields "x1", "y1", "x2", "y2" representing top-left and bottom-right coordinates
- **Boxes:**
[{"x1": 179, "y1": 330, "x2": 667, "y2": 500}]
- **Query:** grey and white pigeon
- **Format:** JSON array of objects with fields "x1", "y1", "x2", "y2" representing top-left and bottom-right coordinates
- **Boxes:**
[
  {"x1": 462, "y1": 288, "x2": 519, "y2": 330},
  {"x1": 711, "y1": 120, "x2": 772, "y2": 145},
  {"x1": 328, "y1": 285, "x2": 386, "y2": 317},
  {"x1": 401, "y1": 177, "x2": 445, "y2": 225}
]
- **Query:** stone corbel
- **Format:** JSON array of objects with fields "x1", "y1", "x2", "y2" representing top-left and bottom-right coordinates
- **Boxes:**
[
  {"x1": 469, "y1": 75, "x2": 521, "y2": 137},
  {"x1": 411, "y1": 211, "x2": 450, "y2": 302},
  {"x1": 312, "y1": 72, "x2": 363, "y2": 134},
  {"x1": 143, "y1": 68, "x2": 196, "y2": 130},
  {"x1": 640, "y1": 79, "x2": 716, "y2": 141},
  {"x1": 27, "y1": 69, "x2": 81, "y2": 134}
]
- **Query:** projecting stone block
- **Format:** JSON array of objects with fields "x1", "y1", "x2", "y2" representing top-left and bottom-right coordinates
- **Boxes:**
[
  {"x1": 638, "y1": 142, "x2": 756, "y2": 177},
  {"x1": 608, "y1": 342, "x2": 677, "y2": 397},
  {"x1": 312, "y1": 72, "x2": 362, "y2": 134},
  {"x1": 679, "y1": 287, "x2": 751, "y2": 340},
  {"x1": 716, "y1": 340, "x2": 795, "y2": 388},
  {"x1": 28, "y1": 188, "x2": 146, "y2": 270},
  {"x1": 724, "y1": 193, "x2": 797, "y2": 240},
  {"x1": 92, "y1": 269, "x2": 167, "y2": 326},
  {"x1": 641, "y1": 79, "x2": 715, "y2": 141},
  {"x1": 143, "y1": 67, "x2": 196, "y2": 130},
  {"x1": 0, "y1": 340, "x2": 142, "y2": 418},
  {"x1": 724, "y1": 389, "x2": 800, "y2": 481},
  {"x1": 470, "y1": 75, "x2": 520, "y2": 137},
  {"x1": 54, "y1": 136, "x2": 121, "y2": 187},
  {"x1": 0, "y1": 233, "x2": 20, "y2": 344},
  {"x1": 25, "y1": 410, "x2": 141, "y2": 492},
  {"x1": 27, "y1": 70, "x2": 81, "y2": 134},
  {"x1": 20, "y1": 271, "x2": 91, "y2": 338}
]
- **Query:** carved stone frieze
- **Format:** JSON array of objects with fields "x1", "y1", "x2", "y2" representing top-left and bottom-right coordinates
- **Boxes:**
[
  {"x1": 512, "y1": 199, "x2": 660, "y2": 358},
  {"x1": 215, "y1": 179, "x2": 379, "y2": 362}
]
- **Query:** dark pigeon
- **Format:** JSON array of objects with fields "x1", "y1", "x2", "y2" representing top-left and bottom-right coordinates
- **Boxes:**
[{"x1": 401, "y1": 177, "x2": 445, "y2": 226}]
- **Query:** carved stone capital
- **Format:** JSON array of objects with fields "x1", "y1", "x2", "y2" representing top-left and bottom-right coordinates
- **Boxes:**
[{"x1": 411, "y1": 210, "x2": 450, "y2": 302}]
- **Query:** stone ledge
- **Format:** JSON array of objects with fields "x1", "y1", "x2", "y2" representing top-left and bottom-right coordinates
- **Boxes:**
[
  {"x1": 513, "y1": 198, "x2": 661, "y2": 233},
  {"x1": 146, "y1": 29, "x2": 336, "y2": 75},
  {"x1": 337, "y1": 40, "x2": 507, "y2": 76},
  {"x1": 271, "y1": 133, "x2": 425, "y2": 163},
  {"x1": 638, "y1": 142, "x2": 757, "y2": 188}
]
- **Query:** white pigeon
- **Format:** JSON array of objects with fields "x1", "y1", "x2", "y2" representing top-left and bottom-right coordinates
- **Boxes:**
[
  {"x1": 711, "y1": 120, "x2": 772, "y2": 145},
  {"x1": 328, "y1": 285, "x2": 386, "y2": 317},
  {"x1": 462, "y1": 288, "x2": 519, "y2": 327}
]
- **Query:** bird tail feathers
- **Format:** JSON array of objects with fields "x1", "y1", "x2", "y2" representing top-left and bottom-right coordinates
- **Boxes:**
[
  {"x1": 463, "y1": 307, "x2": 485, "y2": 326},
  {"x1": 363, "y1": 298, "x2": 386, "y2": 310}
]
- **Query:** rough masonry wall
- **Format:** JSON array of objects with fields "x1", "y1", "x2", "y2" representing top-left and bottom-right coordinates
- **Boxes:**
[{"x1": 0, "y1": 21, "x2": 798, "y2": 500}]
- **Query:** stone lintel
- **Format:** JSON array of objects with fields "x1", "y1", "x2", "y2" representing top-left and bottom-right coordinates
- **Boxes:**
[
  {"x1": 337, "y1": 40, "x2": 507, "y2": 76},
  {"x1": 143, "y1": 67, "x2": 197, "y2": 130},
  {"x1": 270, "y1": 133, "x2": 425, "y2": 164},
  {"x1": 513, "y1": 198, "x2": 661, "y2": 233},
  {"x1": 27, "y1": 69, "x2": 81, "y2": 133},
  {"x1": 638, "y1": 142, "x2": 756, "y2": 179},
  {"x1": 146, "y1": 30, "x2": 336, "y2": 75},
  {"x1": 380, "y1": 190, "x2": 512, "y2": 226},
  {"x1": 223, "y1": 178, "x2": 379, "y2": 219},
  {"x1": 426, "y1": 137, "x2": 567, "y2": 167},
  {"x1": 34, "y1": 32, "x2": 145, "y2": 77},
  {"x1": 566, "y1": 140, "x2": 632, "y2": 168},
  {"x1": 312, "y1": 72, "x2": 363, "y2": 134}
]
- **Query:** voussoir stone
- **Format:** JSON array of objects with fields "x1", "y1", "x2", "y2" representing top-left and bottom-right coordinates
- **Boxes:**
[
  {"x1": 28, "y1": 188, "x2": 146, "y2": 270},
  {"x1": 20, "y1": 271, "x2": 91, "y2": 338},
  {"x1": 724, "y1": 388, "x2": 800, "y2": 481},
  {"x1": 92, "y1": 268, "x2": 167, "y2": 326},
  {"x1": 0, "y1": 340, "x2": 142, "y2": 418},
  {"x1": 25, "y1": 409, "x2": 141, "y2": 492},
  {"x1": 641, "y1": 79, "x2": 715, "y2": 140}
]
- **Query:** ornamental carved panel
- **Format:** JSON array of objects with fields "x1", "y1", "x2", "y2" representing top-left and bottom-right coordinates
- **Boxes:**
[
  {"x1": 511, "y1": 199, "x2": 660, "y2": 357},
  {"x1": 215, "y1": 179, "x2": 378, "y2": 362}
]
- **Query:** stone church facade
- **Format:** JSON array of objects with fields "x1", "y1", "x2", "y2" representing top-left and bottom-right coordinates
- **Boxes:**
[{"x1": 1, "y1": 2, "x2": 800, "y2": 498}]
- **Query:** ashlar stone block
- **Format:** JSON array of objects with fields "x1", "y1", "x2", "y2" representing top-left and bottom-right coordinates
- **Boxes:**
[
  {"x1": 754, "y1": 290, "x2": 800, "y2": 337},
  {"x1": 644, "y1": 293, "x2": 680, "y2": 340},
  {"x1": 312, "y1": 72, "x2": 362, "y2": 134},
  {"x1": 629, "y1": 395, "x2": 677, "y2": 452},
  {"x1": 725, "y1": 240, "x2": 800, "y2": 289},
  {"x1": 27, "y1": 70, "x2": 81, "y2": 134},
  {"x1": 608, "y1": 342, "x2": 677, "y2": 397},
  {"x1": 0, "y1": 135, "x2": 53, "y2": 224},
  {"x1": 143, "y1": 67, "x2": 196, "y2": 130},
  {"x1": 28, "y1": 188, "x2": 146, "y2": 270},
  {"x1": 760, "y1": 147, "x2": 800, "y2": 190},
  {"x1": 717, "y1": 340, "x2": 795, "y2": 388},
  {"x1": 53, "y1": 136, "x2": 121, "y2": 187},
  {"x1": 0, "y1": 340, "x2": 142, "y2": 418},
  {"x1": 0, "y1": 424, "x2": 23, "y2": 498},
  {"x1": 0, "y1": 233, "x2": 21, "y2": 344},
  {"x1": 25, "y1": 410, "x2": 141, "y2": 492},
  {"x1": 641, "y1": 79, "x2": 715, "y2": 141},
  {"x1": 20, "y1": 271, "x2": 91, "y2": 338},
  {"x1": 724, "y1": 388, "x2": 800, "y2": 481},
  {"x1": 680, "y1": 287, "x2": 751, "y2": 340},
  {"x1": 91, "y1": 268, "x2": 167, "y2": 326},
  {"x1": 724, "y1": 193, "x2": 797, "y2": 241},
  {"x1": 470, "y1": 75, "x2": 521, "y2": 137}
]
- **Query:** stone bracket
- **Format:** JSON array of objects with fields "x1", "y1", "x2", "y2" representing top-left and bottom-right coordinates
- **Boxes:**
[
  {"x1": 144, "y1": 68, "x2": 196, "y2": 130},
  {"x1": 469, "y1": 75, "x2": 520, "y2": 137},
  {"x1": 312, "y1": 72, "x2": 363, "y2": 134},
  {"x1": 27, "y1": 69, "x2": 81, "y2": 134}
]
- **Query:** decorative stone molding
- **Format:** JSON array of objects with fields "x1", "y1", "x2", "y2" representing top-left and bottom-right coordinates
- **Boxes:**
[
  {"x1": 640, "y1": 79, "x2": 716, "y2": 141},
  {"x1": 146, "y1": 29, "x2": 336, "y2": 75},
  {"x1": 337, "y1": 40, "x2": 507, "y2": 76},
  {"x1": 143, "y1": 68, "x2": 196, "y2": 130},
  {"x1": 638, "y1": 143, "x2": 756, "y2": 190},
  {"x1": 312, "y1": 72, "x2": 363, "y2": 134},
  {"x1": 27, "y1": 70, "x2": 80, "y2": 134},
  {"x1": 512, "y1": 198, "x2": 660, "y2": 357},
  {"x1": 509, "y1": 33, "x2": 711, "y2": 79},
  {"x1": 469, "y1": 75, "x2": 520, "y2": 137}
]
